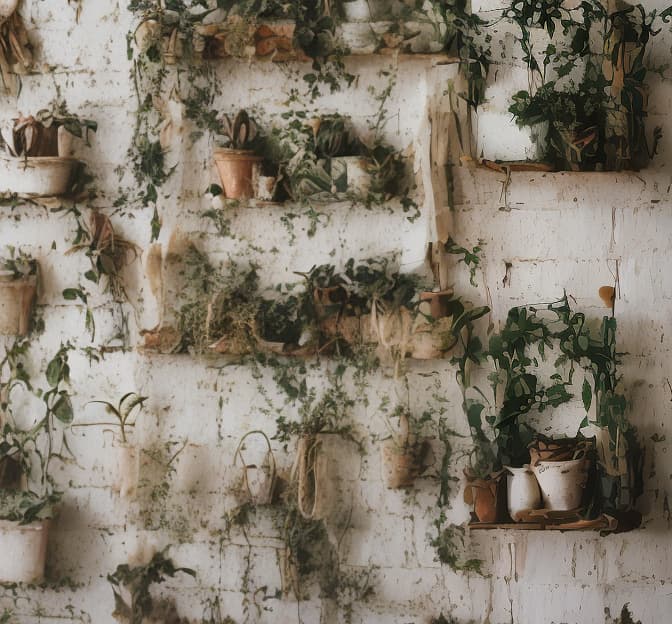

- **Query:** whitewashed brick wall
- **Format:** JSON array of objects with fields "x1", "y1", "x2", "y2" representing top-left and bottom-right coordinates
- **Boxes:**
[{"x1": 0, "y1": 1, "x2": 670, "y2": 623}]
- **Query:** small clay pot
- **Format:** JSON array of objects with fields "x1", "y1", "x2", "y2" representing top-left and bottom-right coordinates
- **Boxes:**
[
  {"x1": 254, "y1": 21, "x2": 301, "y2": 61},
  {"x1": 469, "y1": 478, "x2": 501, "y2": 523},
  {"x1": 213, "y1": 149, "x2": 262, "y2": 199}
]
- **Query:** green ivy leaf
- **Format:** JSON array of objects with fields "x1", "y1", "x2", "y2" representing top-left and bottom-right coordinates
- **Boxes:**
[
  {"x1": 582, "y1": 378, "x2": 592, "y2": 412},
  {"x1": 53, "y1": 394, "x2": 74, "y2": 424}
]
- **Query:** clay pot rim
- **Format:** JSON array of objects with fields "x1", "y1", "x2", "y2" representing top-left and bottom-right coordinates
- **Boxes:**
[
  {"x1": 213, "y1": 148, "x2": 262, "y2": 162},
  {"x1": 0, "y1": 272, "x2": 37, "y2": 284}
]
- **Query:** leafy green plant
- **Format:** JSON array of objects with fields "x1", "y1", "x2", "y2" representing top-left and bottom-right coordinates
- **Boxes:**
[
  {"x1": 505, "y1": 0, "x2": 671, "y2": 170},
  {"x1": 456, "y1": 294, "x2": 642, "y2": 514},
  {"x1": 218, "y1": 110, "x2": 260, "y2": 151},
  {"x1": 0, "y1": 247, "x2": 37, "y2": 280},
  {"x1": 429, "y1": 0, "x2": 492, "y2": 109},
  {"x1": 108, "y1": 549, "x2": 195, "y2": 624},
  {"x1": 75, "y1": 392, "x2": 148, "y2": 444},
  {"x1": 0, "y1": 343, "x2": 75, "y2": 524},
  {"x1": 274, "y1": 373, "x2": 358, "y2": 445},
  {"x1": 430, "y1": 512, "x2": 484, "y2": 574}
]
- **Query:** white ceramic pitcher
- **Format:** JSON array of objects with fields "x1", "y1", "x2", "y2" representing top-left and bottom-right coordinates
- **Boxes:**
[{"x1": 505, "y1": 465, "x2": 541, "y2": 521}]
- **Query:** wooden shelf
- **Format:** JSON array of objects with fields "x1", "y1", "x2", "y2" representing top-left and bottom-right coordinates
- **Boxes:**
[
  {"x1": 474, "y1": 158, "x2": 645, "y2": 176},
  {"x1": 469, "y1": 509, "x2": 641, "y2": 533},
  {"x1": 470, "y1": 517, "x2": 614, "y2": 532}
]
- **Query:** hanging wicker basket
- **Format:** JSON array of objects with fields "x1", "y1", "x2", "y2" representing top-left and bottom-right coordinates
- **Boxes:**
[
  {"x1": 291, "y1": 434, "x2": 328, "y2": 521},
  {"x1": 234, "y1": 430, "x2": 277, "y2": 506}
]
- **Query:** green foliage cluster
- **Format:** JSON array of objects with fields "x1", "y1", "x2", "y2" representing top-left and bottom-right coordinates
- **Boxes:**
[
  {"x1": 0, "y1": 342, "x2": 75, "y2": 524},
  {"x1": 108, "y1": 549, "x2": 195, "y2": 624},
  {"x1": 267, "y1": 110, "x2": 406, "y2": 205},
  {"x1": 458, "y1": 294, "x2": 642, "y2": 514},
  {"x1": 505, "y1": 0, "x2": 672, "y2": 170},
  {"x1": 178, "y1": 245, "x2": 261, "y2": 354}
]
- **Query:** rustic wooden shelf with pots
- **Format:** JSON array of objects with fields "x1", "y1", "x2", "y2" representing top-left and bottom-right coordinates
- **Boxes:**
[
  {"x1": 474, "y1": 158, "x2": 647, "y2": 177},
  {"x1": 469, "y1": 508, "x2": 642, "y2": 533},
  {"x1": 193, "y1": 19, "x2": 460, "y2": 66}
]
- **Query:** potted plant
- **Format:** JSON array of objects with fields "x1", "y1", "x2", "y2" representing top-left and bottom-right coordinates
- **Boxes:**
[
  {"x1": 75, "y1": 392, "x2": 147, "y2": 500},
  {"x1": 380, "y1": 405, "x2": 430, "y2": 489},
  {"x1": 213, "y1": 109, "x2": 263, "y2": 199},
  {"x1": 503, "y1": 1, "x2": 669, "y2": 170},
  {"x1": 0, "y1": 343, "x2": 73, "y2": 583},
  {"x1": 458, "y1": 295, "x2": 643, "y2": 526},
  {"x1": 368, "y1": 263, "x2": 488, "y2": 368},
  {"x1": 0, "y1": 247, "x2": 37, "y2": 336},
  {"x1": 0, "y1": 104, "x2": 97, "y2": 195},
  {"x1": 275, "y1": 380, "x2": 359, "y2": 522},
  {"x1": 107, "y1": 549, "x2": 195, "y2": 623}
]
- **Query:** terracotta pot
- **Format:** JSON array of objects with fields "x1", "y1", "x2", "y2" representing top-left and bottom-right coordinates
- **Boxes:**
[
  {"x1": 419, "y1": 289, "x2": 455, "y2": 320},
  {"x1": 0, "y1": 274, "x2": 37, "y2": 335},
  {"x1": 213, "y1": 149, "x2": 262, "y2": 199},
  {"x1": 254, "y1": 21, "x2": 299, "y2": 61},
  {"x1": 469, "y1": 478, "x2": 500, "y2": 523},
  {"x1": 381, "y1": 440, "x2": 424, "y2": 489}
]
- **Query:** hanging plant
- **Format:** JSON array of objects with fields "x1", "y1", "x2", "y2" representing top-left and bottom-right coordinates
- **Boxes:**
[
  {"x1": 0, "y1": 0, "x2": 32, "y2": 96},
  {"x1": 66, "y1": 211, "x2": 139, "y2": 302},
  {"x1": 380, "y1": 405, "x2": 431, "y2": 489}
]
